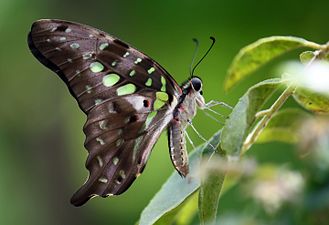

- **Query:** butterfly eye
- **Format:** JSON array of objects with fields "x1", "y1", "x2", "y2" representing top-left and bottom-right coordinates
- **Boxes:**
[
  {"x1": 191, "y1": 77, "x2": 202, "y2": 92},
  {"x1": 200, "y1": 90, "x2": 203, "y2": 95}
]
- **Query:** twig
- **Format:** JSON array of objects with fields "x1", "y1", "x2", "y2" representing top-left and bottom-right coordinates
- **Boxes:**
[{"x1": 241, "y1": 42, "x2": 329, "y2": 155}]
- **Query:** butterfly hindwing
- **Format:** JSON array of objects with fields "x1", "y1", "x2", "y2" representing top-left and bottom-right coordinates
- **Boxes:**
[
  {"x1": 28, "y1": 19, "x2": 181, "y2": 206},
  {"x1": 71, "y1": 91, "x2": 174, "y2": 206}
]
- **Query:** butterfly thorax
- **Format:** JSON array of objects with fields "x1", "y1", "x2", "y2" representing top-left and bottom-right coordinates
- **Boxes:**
[{"x1": 174, "y1": 90, "x2": 203, "y2": 125}]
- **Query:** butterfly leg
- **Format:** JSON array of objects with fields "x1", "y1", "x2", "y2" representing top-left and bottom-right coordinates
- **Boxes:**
[
  {"x1": 184, "y1": 129, "x2": 196, "y2": 150},
  {"x1": 201, "y1": 110, "x2": 224, "y2": 125},
  {"x1": 197, "y1": 100, "x2": 231, "y2": 125},
  {"x1": 205, "y1": 100, "x2": 232, "y2": 109},
  {"x1": 188, "y1": 120, "x2": 215, "y2": 150}
]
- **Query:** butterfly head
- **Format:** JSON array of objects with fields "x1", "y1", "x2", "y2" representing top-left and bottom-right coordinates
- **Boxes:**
[{"x1": 182, "y1": 76, "x2": 205, "y2": 107}]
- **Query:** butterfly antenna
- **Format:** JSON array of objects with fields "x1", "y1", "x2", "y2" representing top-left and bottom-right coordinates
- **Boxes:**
[
  {"x1": 191, "y1": 36, "x2": 216, "y2": 76},
  {"x1": 189, "y1": 38, "x2": 200, "y2": 76}
]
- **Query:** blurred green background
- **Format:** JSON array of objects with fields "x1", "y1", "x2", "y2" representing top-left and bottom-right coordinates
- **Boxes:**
[{"x1": 0, "y1": 0, "x2": 329, "y2": 224}]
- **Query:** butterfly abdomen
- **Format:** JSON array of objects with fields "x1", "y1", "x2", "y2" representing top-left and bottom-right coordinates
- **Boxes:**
[{"x1": 168, "y1": 118, "x2": 189, "y2": 177}]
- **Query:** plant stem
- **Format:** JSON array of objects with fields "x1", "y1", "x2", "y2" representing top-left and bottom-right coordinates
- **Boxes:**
[{"x1": 241, "y1": 85, "x2": 295, "y2": 154}]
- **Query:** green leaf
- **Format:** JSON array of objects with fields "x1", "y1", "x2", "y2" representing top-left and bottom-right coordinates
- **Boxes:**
[
  {"x1": 221, "y1": 78, "x2": 283, "y2": 156},
  {"x1": 153, "y1": 193, "x2": 198, "y2": 225},
  {"x1": 138, "y1": 130, "x2": 221, "y2": 225},
  {"x1": 299, "y1": 51, "x2": 316, "y2": 64},
  {"x1": 293, "y1": 88, "x2": 329, "y2": 114},
  {"x1": 198, "y1": 147, "x2": 226, "y2": 225},
  {"x1": 225, "y1": 36, "x2": 320, "y2": 91},
  {"x1": 174, "y1": 192, "x2": 199, "y2": 225},
  {"x1": 257, "y1": 108, "x2": 311, "y2": 143}
]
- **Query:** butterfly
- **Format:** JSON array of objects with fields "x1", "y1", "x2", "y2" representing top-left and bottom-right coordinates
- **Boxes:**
[{"x1": 28, "y1": 19, "x2": 217, "y2": 206}]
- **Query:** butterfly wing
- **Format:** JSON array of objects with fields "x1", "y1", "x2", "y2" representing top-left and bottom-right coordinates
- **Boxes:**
[
  {"x1": 28, "y1": 19, "x2": 181, "y2": 206},
  {"x1": 72, "y1": 92, "x2": 174, "y2": 206},
  {"x1": 28, "y1": 19, "x2": 181, "y2": 113}
]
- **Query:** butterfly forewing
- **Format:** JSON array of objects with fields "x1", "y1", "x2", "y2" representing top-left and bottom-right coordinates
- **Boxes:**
[
  {"x1": 28, "y1": 19, "x2": 181, "y2": 206},
  {"x1": 28, "y1": 19, "x2": 181, "y2": 113}
]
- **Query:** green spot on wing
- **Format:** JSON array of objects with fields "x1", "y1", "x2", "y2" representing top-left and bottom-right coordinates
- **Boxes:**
[
  {"x1": 70, "y1": 43, "x2": 80, "y2": 49},
  {"x1": 90, "y1": 61, "x2": 104, "y2": 73},
  {"x1": 145, "y1": 78, "x2": 152, "y2": 87},
  {"x1": 117, "y1": 83, "x2": 136, "y2": 96},
  {"x1": 111, "y1": 61, "x2": 117, "y2": 67},
  {"x1": 148, "y1": 67, "x2": 155, "y2": 74},
  {"x1": 99, "y1": 42, "x2": 109, "y2": 50},
  {"x1": 156, "y1": 92, "x2": 169, "y2": 102},
  {"x1": 95, "y1": 99, "x2": 103, "y2": 105},
  {"x1": 129, "y1": 70, "x2": 136, "y2": 77},
  {"x1": 103, "y1": 73, "x2": 120, "y2": 87}
]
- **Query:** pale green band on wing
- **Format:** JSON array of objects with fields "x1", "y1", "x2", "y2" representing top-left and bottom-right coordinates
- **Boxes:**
[
  {"x1": 145, "y1": 111, "x2": 157, "y2": 127},
  {"x1": 153, "y1": 92, "x2": 169, "y2": 110},
  {"x1": 161, "y1": 76, "x2": 166, "y2": 92},
  {"x1": 116, "y1": 83, "x2": 137, "y2": 96},
  {"x1": 90, "y1": 61, "x2": 104, "y2": 73},
  {"x1": 154, "y1": 99, "x2": 165, "y2": 110},
  {"x1": 103, "y1": 73, "x2": 120, "y2": 87},
  {"x1": 156, "y1": 92, "x2": 169, "y2": 102}
]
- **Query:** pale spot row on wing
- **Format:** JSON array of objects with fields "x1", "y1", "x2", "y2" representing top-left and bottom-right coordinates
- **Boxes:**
[
  {"x1": 96, "y1": 155, "x2": 104, "y2": 167},
  {"x1": 134, "y1": 57, "x2": 142, "y2": 64},
  {"x1": 98, "y1": 177, "x2": 108, "y2": 184},
  {"x1": 112, "y1": 157, "x2": 119, "y2": 165},
  {"x1": 98, "y1": 120, "x2": 108, "y2": 130}
]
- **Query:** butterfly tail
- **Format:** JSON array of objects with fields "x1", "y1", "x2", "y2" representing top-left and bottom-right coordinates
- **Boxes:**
[{"x1": 70, "y1": 182, "x2": 96, "y2": 207}]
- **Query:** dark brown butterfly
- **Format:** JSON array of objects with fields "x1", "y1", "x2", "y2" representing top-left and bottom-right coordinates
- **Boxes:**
[{"x1": 28, "y1": 19, "x2": 216, "y2": 206}]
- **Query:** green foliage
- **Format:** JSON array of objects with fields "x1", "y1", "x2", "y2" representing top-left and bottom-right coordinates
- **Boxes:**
[
  {"x1": 293, "y1": 88, "x2": 329, "y2": 114},
  {"x1": 138, "y1": 131, "x2": 221, "y2": 225},
  {"x1": 3, "y1": 2, "x2": 329, "y2": 225},
  {"x1": 221, "y1": 78, "x2": 282, "y2": 156},
  {"x1": 299, "y1": 51, "x2": 316, "y2": 64},
  {"x1": 224, "y1": 36, "x2": 321, "y2": 91},
  {"x1": 257, "y1": 108, "x2": 311, "y2": 143},
  {"x1": 142, "y1": 36, "x2": 329, "y2": 225},
  {"x1": 198, "y1": 153, "x2": 225, "y2": 225}
]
